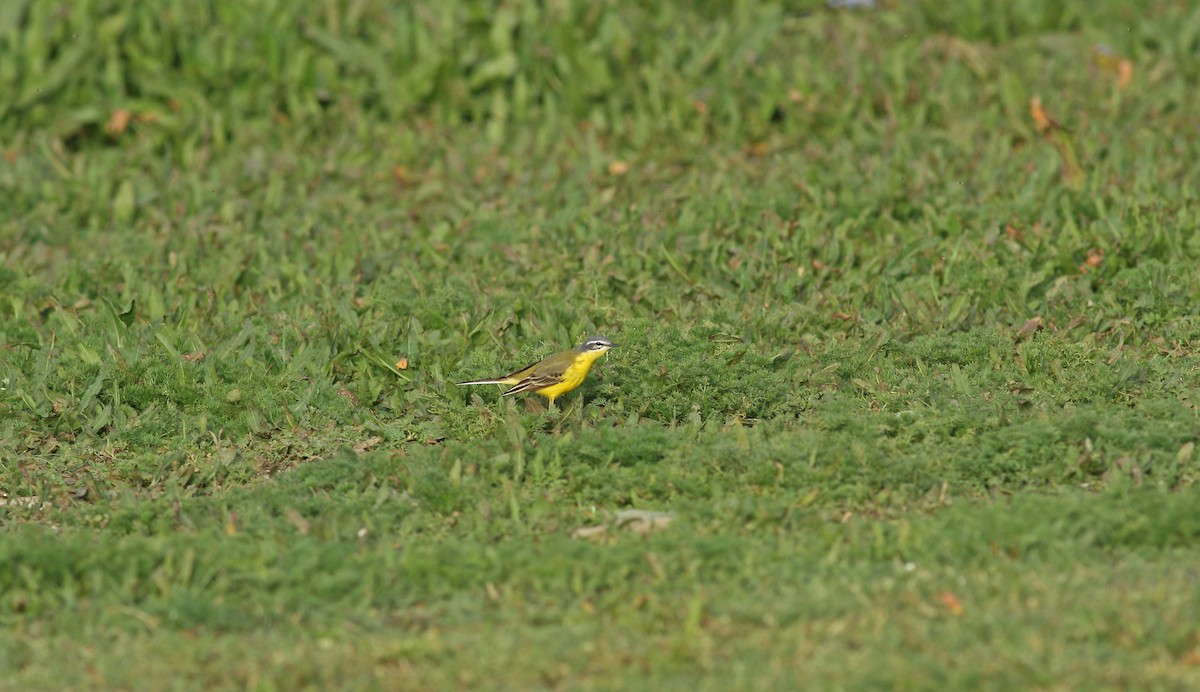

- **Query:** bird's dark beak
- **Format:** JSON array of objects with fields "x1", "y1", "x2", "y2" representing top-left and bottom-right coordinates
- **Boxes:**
[{"x1": 608, "y1": 343, "x2": 618, "y2": 348}]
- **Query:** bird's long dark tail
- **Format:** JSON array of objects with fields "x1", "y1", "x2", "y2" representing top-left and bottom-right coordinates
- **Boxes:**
[{"x1": 456, "y1": 378, "x2": 509, "y2": 386}]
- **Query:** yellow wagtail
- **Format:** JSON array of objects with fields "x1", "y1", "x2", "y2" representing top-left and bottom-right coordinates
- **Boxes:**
[{"x1": 456, "y1": 335, "x2": 616, "y2": 407}]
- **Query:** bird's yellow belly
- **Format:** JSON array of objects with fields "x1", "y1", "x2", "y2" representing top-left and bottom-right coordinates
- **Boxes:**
[{"x1": 534, "y1": 370, "x2": 587, "y2": 402}]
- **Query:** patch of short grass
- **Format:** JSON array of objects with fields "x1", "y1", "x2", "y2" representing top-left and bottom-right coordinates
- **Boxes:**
[{"x1": 3, "y1": 0, "x2": 1200, "y2": 687}]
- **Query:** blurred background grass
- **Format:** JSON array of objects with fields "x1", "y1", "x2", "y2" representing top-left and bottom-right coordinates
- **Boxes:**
[{"x1": 2, "y1": 0, "x2": 1200, "y2": 688}]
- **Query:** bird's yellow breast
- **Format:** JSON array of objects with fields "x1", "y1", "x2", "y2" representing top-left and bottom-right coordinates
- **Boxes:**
[{"x1": 533, "y1": 349, "x2": 607, "y2": 401}]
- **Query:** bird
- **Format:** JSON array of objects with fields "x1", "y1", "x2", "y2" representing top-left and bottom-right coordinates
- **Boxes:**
[{"x1": 456, "y1": 335, "x2": 617, "y2": 407}]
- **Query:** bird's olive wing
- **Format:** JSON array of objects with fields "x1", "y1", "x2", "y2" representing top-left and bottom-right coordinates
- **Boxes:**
[
  {"x1": 502, "y1": 375, "x2": 563, "y2": 396},
  {"x1": 502, "y1": 352, "x2": 572, "y2": 395}
]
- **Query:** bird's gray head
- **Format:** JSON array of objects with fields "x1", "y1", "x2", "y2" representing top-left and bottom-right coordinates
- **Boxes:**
[{"x1": 579, "y1": 335, "x2": 617, "y2": 352}]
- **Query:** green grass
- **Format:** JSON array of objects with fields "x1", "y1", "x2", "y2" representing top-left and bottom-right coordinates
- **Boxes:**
[{"x1": 3, "y1": 0, "x2": 1200, "y2": 688}]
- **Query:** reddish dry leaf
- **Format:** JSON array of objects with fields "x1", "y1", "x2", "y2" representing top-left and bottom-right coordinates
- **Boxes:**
[
  {"x1": 939, "y1": 592, "x2": 965, "y2": 616},
  {"x1": 396, "y1": 356, "x2": 409, "y2": 370},
  {"x1": 1030, "y1": 97, "x2": 1083, "y2": 187},
  {"x1": 1031, "y1": 96, "x2": 1071, "y2": 136},
  {"x1": 1029, "y1": 96, "x2": 1059, "y2": 134},
  {"x1": 1116, "y1": 60, "x2": 1133, "y2": 90},
  {"x1": 608, "y1": 160, "x2": 630, "y2": 176}
]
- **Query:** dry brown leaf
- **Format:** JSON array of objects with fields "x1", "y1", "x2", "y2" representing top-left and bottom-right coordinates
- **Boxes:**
[
  {"x1": 1080, "y1": 248, "x2": 1104, "y2": 273},
  {"x1": 1030, "y1": 97, "x2": 1083, "y2": 187},
  {"x1": 1029, "y1": 96, "x2": 1049, "y2": 133},
  {"x1": 1029, "y1": 96, "x2": 1061, "y2": 135},
  {"x1": 106, "y1": 109, "x2": 132, "y2": 136},
  {"x1": 1017, "y1": 316, "x2": 1043, "y2": 339},
  {"x1": 1032, "y1": 96, "x2": 1070, "y2": 135}
]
